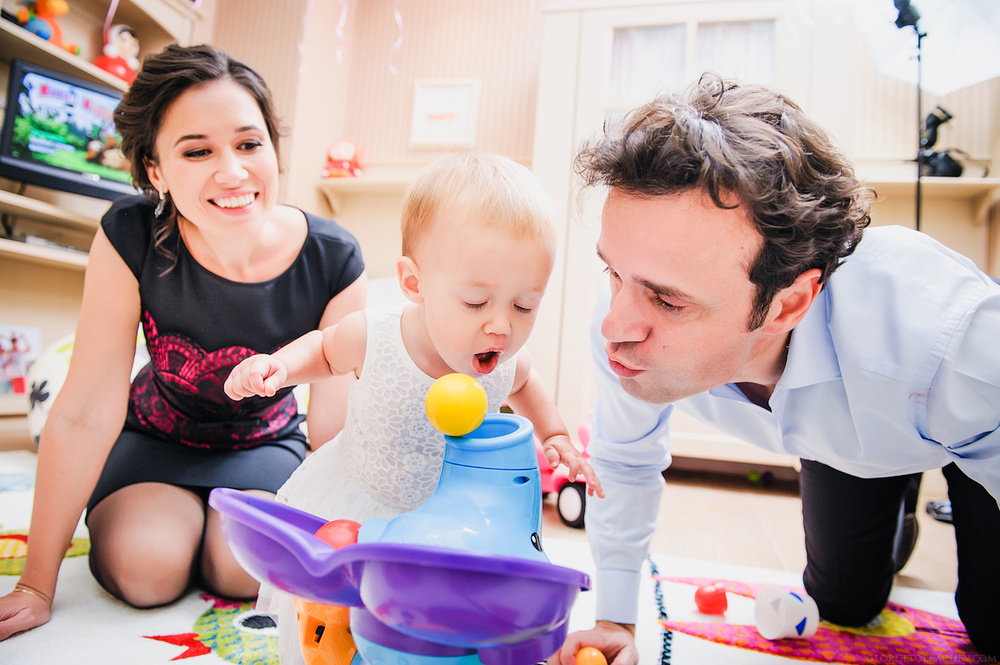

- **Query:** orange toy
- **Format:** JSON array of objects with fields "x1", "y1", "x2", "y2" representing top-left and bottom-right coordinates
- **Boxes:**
[
  {"x1": 16, "y1": 0, "x2": 79, "y2": 54},
  {"x1": 295, "y1": 601, "x2": 357, "y2": 665}
]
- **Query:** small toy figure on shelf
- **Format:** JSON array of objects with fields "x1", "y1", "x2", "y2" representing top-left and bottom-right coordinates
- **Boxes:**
[
  {"x1": 16, "y1": 0, "x2": 79, "y2": 54},
  {"x1": 322, "y1": 140, "x2": 363, "y2": 178},
  {"x1": 93, "y1": 25, "x2": 140, "y2": 84}
]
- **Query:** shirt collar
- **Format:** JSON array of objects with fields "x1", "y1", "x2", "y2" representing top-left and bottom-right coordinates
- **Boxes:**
[{"x1": 775, "y1": 286, "x2": 842, "y2": 391}]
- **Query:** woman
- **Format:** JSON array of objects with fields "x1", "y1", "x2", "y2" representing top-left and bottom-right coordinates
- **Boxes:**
[{"x1": 0, "y1": 44, "x2": 366, "y2": 640}]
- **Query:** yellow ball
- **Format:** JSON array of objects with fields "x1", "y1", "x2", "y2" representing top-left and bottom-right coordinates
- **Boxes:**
[{"x1": 425, "y1": 373, "x2": 488, "y2": 436}]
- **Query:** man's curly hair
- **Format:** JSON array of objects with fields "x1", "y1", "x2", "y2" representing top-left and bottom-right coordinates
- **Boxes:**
[{"x1": 576, "y1": 72, "x2": 874, "y2": 330}]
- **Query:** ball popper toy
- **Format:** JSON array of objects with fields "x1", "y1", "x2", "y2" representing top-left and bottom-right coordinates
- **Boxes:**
[
  {"x1": 210, "y1": 382, "x2": 589, "y2": 665},
  {"x1": 425, "y1": 373, "x2": 488, "y2": 436}
]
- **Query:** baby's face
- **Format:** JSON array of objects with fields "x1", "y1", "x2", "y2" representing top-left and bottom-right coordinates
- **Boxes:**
[{"x1": 415, "y1": 215, "x2": 554, "y2": 377}]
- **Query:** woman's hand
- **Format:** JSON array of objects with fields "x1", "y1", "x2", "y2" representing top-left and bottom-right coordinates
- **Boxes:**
[{"x1": 0, "y1": 583, "x2": 53, "y2": 641}]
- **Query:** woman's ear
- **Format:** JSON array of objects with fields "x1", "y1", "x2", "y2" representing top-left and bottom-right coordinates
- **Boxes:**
[
  {"x1": 397, "y1": 256, "x2": 424, "y2": 303},
  {"x1": 762, "y1": 268, "x2": 822, "y2": 335},
  {"x1": 144, "y1": 157, "x2": 164, "y2": 193}
]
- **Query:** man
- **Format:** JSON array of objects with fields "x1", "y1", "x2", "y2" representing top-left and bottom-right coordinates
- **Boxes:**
[{"x1": 556, "y1": 73, "x2": 1000, "y2": 664}]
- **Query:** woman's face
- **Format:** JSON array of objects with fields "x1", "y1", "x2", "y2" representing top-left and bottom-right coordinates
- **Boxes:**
[{"x1": 145, "y1": 79, "x2": 279, "y2": 241}]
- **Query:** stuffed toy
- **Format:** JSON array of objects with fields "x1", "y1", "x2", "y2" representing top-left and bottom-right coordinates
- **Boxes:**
[
  {"x1": 16, "y1": 0, "x2": 79, "y2": 54},
  {"x1": 93, "y1": 24, "x2": 140, "y2": 84},
  {"x1": 322, "y1": 140, "x2": 364, "y2": 178}
]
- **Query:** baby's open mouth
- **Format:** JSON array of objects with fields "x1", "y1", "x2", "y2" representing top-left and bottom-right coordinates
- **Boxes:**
[{"x1": 473, "y1": 351, "x2": 500, "y2": 374}]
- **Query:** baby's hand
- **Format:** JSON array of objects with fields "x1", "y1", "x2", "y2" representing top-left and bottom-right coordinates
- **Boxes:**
[
  {"x1": 542, "y1": 434, "x2": 605, "y2": 499},
  {"x1": 224, "y1": 355, "x2": 288, "y2": 400}
]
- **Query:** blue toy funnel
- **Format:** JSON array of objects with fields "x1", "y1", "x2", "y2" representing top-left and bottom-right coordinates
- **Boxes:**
[{"x1": 360, "y1": 414, "x2": 546, "y2": 561}]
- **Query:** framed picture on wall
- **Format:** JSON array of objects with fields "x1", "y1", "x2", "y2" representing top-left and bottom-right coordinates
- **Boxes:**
[{"x1": 409, "y1": 78, "x2": 481, "y2": 148}]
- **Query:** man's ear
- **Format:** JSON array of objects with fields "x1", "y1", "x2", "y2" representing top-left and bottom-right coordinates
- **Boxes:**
[
  {"x1": 762, "y1": 268, "x2": 822, "y2": 334},
  {"x1": 397, "y1": 256, "x2": 424, "y2": 303}
]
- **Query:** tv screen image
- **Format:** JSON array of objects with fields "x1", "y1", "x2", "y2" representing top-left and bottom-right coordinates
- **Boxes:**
[{"x1": 0, "y1": 59, "x2": 138, "y2": 201}]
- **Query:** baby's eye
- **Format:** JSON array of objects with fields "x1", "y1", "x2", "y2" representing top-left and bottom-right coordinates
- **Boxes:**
[
  {"x1": 463, "y1": 301, "x2": 487, "y2": 310},
  {"x1": 514, "y1": 304, "x2": 533, "y2": 314}
]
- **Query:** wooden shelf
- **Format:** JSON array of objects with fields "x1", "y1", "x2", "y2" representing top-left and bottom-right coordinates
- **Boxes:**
[
  {"x1": 1, "y1": 0, "x2": 200, "y2": 89},
  {"x1": 317, "y1": 171, "x2": 416, "y2": 214},
  {"x1": 0, "y1": 18, "x2": 128, "y2": 91},
  {"x1": 0, "y1": 236, "x2": 88, "y2": 269},
  {"x1": 867, "y1": 176, "x2": 1000, "y2": 198},
  {"x1": 866, "y1": 176, "x2": 1000, "y2": 226},
  {"x1": 0, "y1": 190, "x2": 102, "y2": 232}
]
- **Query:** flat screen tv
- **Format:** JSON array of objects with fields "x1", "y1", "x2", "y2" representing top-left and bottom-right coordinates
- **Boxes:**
[{"x1": 0, "y1": 59, "x2": 138, "y2": 201}]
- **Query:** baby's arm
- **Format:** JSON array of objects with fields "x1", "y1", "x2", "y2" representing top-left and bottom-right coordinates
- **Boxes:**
[
  {"x1": 505, "y1": 352, "x2": 604, "y2": 498},
  {"x1": 225, "y1": 311, "x2": 367, "y2": 401}
]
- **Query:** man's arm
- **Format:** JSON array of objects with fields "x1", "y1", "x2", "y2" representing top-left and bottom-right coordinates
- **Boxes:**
[
  {"x1": 586, "y1": 301, "x2": 673, "y2": 623},
  {"x1": 926, "y1": 286, "x2": 1000, "y2": 505}
]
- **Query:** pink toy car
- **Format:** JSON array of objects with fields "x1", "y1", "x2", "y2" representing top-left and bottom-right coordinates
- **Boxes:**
[{"x1": 536, "y1": 422, "x2": 591, "y2": 528}]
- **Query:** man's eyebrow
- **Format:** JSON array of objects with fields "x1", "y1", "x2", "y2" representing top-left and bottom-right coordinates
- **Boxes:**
[{"x1": 596, "y1": 244, "x2": 698, "y2": 303}]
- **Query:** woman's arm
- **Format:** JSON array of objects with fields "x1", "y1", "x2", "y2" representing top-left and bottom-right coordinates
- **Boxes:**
[{"x1": 0, "y1": 229, "x2": 140, "y2": 640}]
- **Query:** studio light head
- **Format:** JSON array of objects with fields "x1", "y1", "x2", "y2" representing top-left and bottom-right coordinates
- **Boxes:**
[
  {"x1": 894, "y1": 0, "x2": 921, "y2": 29},
  {"x1": 921, "y1": 106, "x2": 953, "y2": 149}
]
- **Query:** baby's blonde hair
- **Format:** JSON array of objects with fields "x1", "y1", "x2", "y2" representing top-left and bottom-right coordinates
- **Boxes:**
[{"x1": 401, "y1": 152, "x2": 555, "y2": 257}]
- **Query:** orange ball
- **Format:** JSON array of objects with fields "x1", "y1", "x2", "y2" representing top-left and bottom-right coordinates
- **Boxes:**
[{"x1": 575, "y1": 646, "x2": 608, "y2": 665}]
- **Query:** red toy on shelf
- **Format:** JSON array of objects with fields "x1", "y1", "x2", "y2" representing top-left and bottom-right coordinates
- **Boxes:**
[
  {"x1": 93, "y1": 24, "x2": 140, "y2": 85},
  {"x1": 322, "y1": 140, "x2": 363, "y2": 178}
]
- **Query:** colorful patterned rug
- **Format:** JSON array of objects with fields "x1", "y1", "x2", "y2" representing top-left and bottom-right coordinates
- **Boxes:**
[
  {"x1": 3, "y1": 450, "x2": 993, "y2": 664},
  {"x1": 549, "y1": 536, "x2": 995, "y2": 665},
  {"x1": 1, "y1": 450, "x2": 278, "y2": 664}
]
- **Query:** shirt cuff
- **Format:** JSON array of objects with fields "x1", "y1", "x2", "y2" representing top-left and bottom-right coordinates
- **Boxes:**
[{"x1": 594, "y1": 567, "x2": 643, "y2": 625}]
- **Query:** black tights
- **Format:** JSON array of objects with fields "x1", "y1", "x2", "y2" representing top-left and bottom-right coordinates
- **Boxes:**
[
  {"x1": 800, "y1": 461, "x2": 999, "y2": 658},
  {"x1": 86, "y1": 482, "x2": 265, "y2": 608}
]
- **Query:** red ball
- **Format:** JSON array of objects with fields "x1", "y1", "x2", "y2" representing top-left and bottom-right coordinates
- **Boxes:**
[
  {"x1": 314, "y1": 519, "x2": 361, "y2": 550},
  {"x1": 694, "y1": 581, "x2": 728, "y2": 615}
]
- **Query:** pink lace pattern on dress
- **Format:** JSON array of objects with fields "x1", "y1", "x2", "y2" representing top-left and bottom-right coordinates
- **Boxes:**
[{"x1": 129, "y1": 311, "x2": 298, "y2": 449}]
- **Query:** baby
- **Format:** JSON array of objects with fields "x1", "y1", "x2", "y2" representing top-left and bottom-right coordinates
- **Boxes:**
[{"x1": 225, "y1": 151, "x2": 602, "y2": 664}]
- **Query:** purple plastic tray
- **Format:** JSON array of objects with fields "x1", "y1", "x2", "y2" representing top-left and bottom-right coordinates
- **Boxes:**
[{"x1": 210, "y1": 488, "x2": 590, "y2": 650}]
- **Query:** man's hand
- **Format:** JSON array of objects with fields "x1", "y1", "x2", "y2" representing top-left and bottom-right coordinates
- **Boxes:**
[
  {"x1": 541, "y1": 434, "x2": 605, "y2": 498},
  {"x1": 0, "y1": 587, "x2": 52, "y2": 641},
  {"x1": 552, "y1": 621, "x2": 638, "y2": 665},
  {"x1": 224, "y1": 355, "x2": 288, "y2": 400}
]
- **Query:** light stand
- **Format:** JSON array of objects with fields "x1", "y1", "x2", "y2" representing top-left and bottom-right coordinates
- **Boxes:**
[{"x1": 894, "y1": 0, "x2": 926, "y2": 231}]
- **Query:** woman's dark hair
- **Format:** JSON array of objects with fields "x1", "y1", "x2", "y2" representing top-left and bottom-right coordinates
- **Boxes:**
[
  {"x1": 575, "y1": 72, "x2": 874, "y2": 330},
  {"x1": 114, "y1": 44, "x2": 281, "y2": 264}
]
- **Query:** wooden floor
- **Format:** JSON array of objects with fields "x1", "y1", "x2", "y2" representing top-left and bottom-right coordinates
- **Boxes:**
[{"x1": 540, "y1": 465, "x2": 957, "y2": 594}]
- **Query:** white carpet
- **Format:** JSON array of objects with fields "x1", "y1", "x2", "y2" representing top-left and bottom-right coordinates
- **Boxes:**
[{"x1": 1, "y1": 450, "x2": 987, "y2": 665}]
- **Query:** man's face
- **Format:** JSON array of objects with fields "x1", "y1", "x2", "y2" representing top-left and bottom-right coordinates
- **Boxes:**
[{"x1": 597, "y1": 188, "x2": 774, "y2": 404}]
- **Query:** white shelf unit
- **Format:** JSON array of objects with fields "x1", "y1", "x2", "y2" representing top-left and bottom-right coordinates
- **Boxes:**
[{"x1": 0, "y1": 1, "x2": 200, "y2": 425}]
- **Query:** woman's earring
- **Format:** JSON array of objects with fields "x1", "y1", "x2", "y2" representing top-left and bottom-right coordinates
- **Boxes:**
[{"x1": 154, "y1": 189, "x2": 167, "y2": 217}]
